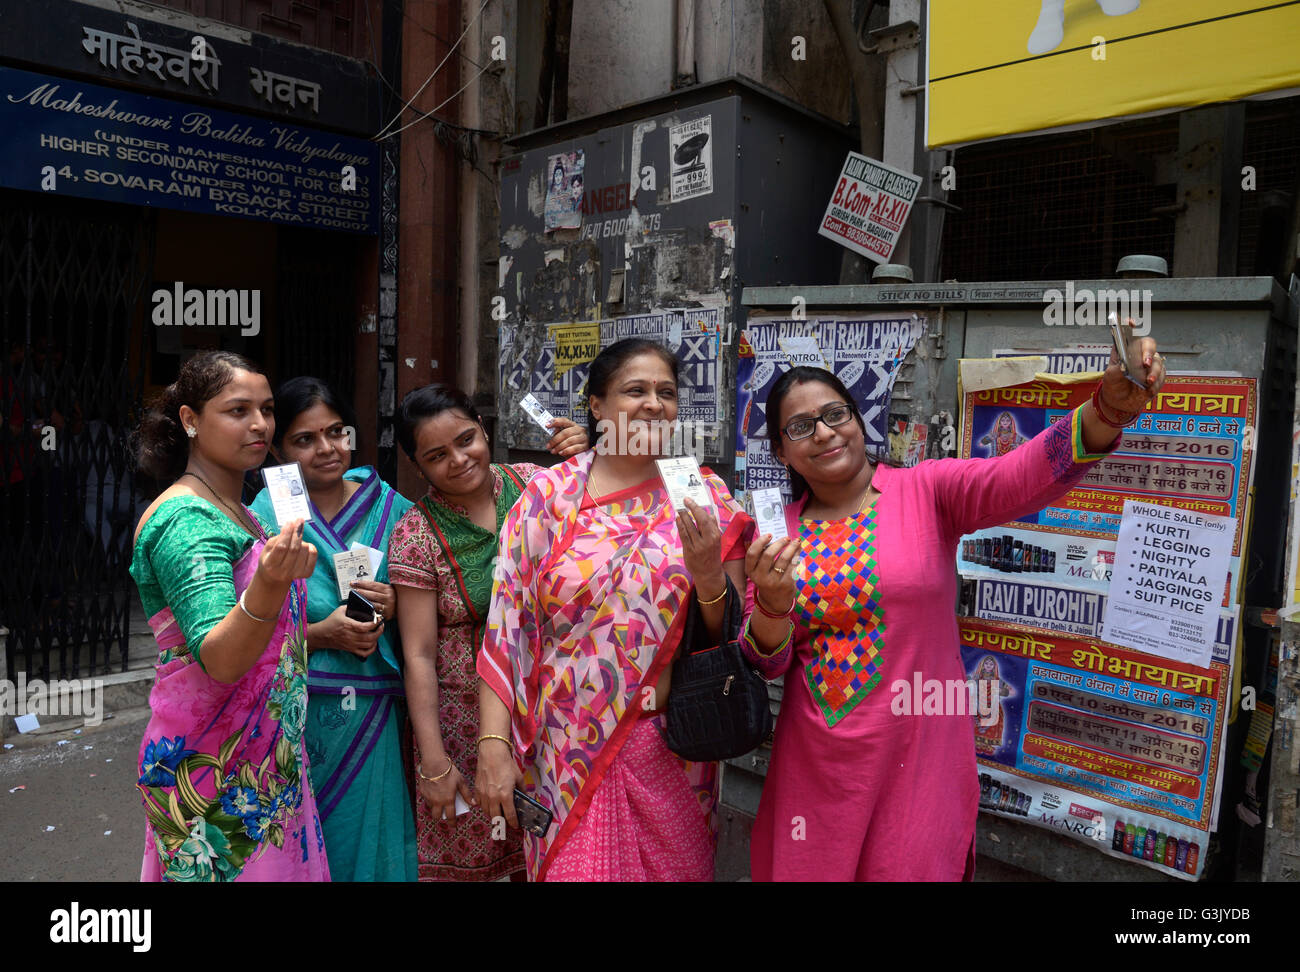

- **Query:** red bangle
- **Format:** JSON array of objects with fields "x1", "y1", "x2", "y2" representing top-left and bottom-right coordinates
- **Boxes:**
[
  {"x1": 1090, "y1": 382, "x2": 1140, "y2": 429},
  {"x1": 754, "y1": 592, "x2": 794, "y2": 619}
]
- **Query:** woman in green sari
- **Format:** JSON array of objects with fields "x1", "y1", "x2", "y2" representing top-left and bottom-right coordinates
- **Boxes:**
[{"x1": 250, "y1": 377, "x2": 417, "y2": 881}]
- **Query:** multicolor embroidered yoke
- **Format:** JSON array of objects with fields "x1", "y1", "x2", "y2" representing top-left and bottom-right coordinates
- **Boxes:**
[
  {"x1": 797, "y1": 506, "x2": 887, "y2": 727},
  {"x1": 741, "y1": 404, "x2": 1118, "y2": 881}
]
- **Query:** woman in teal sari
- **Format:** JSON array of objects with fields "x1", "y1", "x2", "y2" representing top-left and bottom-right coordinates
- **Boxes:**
[{"x1": 250, "y1": 377, "x2": 417, "y2": 881}]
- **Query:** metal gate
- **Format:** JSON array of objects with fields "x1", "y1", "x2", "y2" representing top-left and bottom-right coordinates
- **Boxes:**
[{"x1": 0, "y1": 190, "x2": 155, "y2": 679}]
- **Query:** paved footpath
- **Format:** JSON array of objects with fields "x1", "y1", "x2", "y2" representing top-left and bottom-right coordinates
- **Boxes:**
[{"x1": 0, "y1": 708, "x2": 150, "y2": 882}]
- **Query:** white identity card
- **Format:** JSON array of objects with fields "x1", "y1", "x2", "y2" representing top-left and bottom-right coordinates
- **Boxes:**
[
  {"x1": 656, "y1": 457, "x2": 715, "y2": 520},
  {"x1": 1100, "y1": 499, "x2": 1235, "y2": 668},
  {"x1": 748, "y1": 487, "x2": 789, "y2": 543},
  {"x1": 333, "y1": 549, "x2": 374, "y2": 601},
  {"x1": 262, "y1": 462, "x2": 312, "y2": 527},
  {"x1": 519, "y1": 393, "x2": 557, "y2": 433},
  {"x1": 349, "y1": 541, "x2": 384, "y2": 576}
]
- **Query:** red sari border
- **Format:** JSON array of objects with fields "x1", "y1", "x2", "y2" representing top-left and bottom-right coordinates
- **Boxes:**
[{"x1": 535, "y1": 509, "x2": 751, "y2": 881}]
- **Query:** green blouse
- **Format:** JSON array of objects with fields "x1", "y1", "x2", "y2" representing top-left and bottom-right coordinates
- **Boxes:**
[{"x1": 129, "y1": 496, "x2": 269, "y2": 671}]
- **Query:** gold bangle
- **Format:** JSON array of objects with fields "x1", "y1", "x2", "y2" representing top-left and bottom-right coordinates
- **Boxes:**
[
  {"x1": 697, "y1": 583, "x2": 728, "y2": 606},
  {"x1": 477, "y1": 734, "x2": 513, "y2": 749},
  {"x1": 416, "y1": 756, "x2": 453, "y2": 782}
]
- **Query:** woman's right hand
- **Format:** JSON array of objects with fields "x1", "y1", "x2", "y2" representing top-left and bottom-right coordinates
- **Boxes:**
[
  {"x1": 310, "y1": 606, "x2": 383, "y2": 659},
  {"x1": 418, "y1": 757, "x2": 473, "y2": 822},
  {"x1": 258, "y1": 519, "x2": 318, "y2": 585},
  {"x1": 474, "y1": 740, "x2": 522, "y2": 829},
  {"x1": 745, "y1": 534, "x2": 800, "y2": 612}
]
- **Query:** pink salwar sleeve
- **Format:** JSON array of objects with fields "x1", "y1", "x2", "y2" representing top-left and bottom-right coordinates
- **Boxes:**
[
  {"x1": 928, "y1": 404, "x2": 1119, "y2": 544},
  {"x1": 740, "y1": 580, "x2": 796, "y2": 680}
]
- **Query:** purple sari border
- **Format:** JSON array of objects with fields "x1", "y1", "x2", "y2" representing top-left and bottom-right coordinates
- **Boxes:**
[{"x1": 316, "y1": 695, "x2": 390, "y2": 819}]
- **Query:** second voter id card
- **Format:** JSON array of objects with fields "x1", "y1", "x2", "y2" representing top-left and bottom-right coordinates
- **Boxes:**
[
  {"x1": 748, "y1": 487, "x2": 789, "y2": 543},
  {"x1": 519, "y1": 393, "x2": 557, "y2": 433}
]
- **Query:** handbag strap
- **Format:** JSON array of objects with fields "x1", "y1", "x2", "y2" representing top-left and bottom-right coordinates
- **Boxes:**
[{"x1": 684, "y1": 575, "x2": 742, "y2": 652}]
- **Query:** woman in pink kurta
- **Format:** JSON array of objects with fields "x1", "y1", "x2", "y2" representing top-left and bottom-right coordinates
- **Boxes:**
[{"x1": 742, "y1": 344, "x2": 1167, "y2": 881}]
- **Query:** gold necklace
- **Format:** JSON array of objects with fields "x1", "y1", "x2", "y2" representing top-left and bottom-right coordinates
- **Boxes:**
[{"x1": 183, "y1": 470, "x2": 261, "y2": 538}]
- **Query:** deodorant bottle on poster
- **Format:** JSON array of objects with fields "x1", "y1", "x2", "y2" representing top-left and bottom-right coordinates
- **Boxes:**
[
  {"x1": 1164, "y1": 837, "x2": 1178, "y2": 868},
  {"x1": 1001, "y1": 535, "x2": 1014, "y2": 571},
  {"x1": 1123, "y1": 824, "x2": 1136, "y2": 855},
  {"x1": 987, "y1": 780, "x2": 1001, "y2": 809},
  {"x1": 1175, "y1": 839, "x2": 1189, "y2": 871},
  {"x1": 1154, "y1": 831, "x2": 1167, "y2": 861},
  {"x1": 979, "y1": 774, "x2": 991, "y2": 806},
  {"x1": 1012, "y1": 541, "x2": 1024, "y2": 572},
  {"x1": 991, "y1": 537, "x2": 1002, "y2": 566},
  {"x1": 1133, "y1": 826, "x2": 1146, "y2": 857},
  {"x1": 1185, "y1": 842, "x2": 1199, "y2": 874},
  {"x1": 1112, "y1": 821, "x2": 1125, "y2": 851},
  {"x1": 1143, "y1": 831, "x2": 1155, "y2": 860},
  {"x1": 1048, "y1": 551, "x2": 1056, "y2": 573}
]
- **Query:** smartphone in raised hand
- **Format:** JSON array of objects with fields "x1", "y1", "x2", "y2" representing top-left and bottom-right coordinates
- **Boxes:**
[{"x1": 1108, "y1": 313, "x2": 1147, "y2": 389}]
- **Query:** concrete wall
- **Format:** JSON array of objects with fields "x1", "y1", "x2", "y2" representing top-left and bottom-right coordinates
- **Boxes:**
[{"x1": 567, "y1": 0, "x2": 851, "y2": 124}]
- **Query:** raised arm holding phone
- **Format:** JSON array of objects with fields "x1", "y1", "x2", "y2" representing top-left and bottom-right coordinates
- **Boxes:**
[{"x1": 740, "y1": 324, "x2": 1166, "y2": 882}]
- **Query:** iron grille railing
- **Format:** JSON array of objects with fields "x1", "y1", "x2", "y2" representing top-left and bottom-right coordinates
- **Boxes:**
[{"x1": 1, "y1": 190, "x2": 155, "y2": 679}]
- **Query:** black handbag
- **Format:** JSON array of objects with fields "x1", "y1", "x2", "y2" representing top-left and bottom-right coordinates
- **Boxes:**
[{"x1": 662, "y1": 578, "x2": 774, "y2": 761}]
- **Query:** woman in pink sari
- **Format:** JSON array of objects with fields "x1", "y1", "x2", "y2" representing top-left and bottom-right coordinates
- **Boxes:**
[
  {"x1": 475, "y1": 339, "x2": 753, "y2": 881},
  {"x1": 130, "y1": 351, "x2": 328, "y2": 881}
]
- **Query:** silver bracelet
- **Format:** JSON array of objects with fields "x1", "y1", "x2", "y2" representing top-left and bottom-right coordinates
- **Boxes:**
[{"x1": 238, "y1": 589, "x2": 277, "y2": 624}]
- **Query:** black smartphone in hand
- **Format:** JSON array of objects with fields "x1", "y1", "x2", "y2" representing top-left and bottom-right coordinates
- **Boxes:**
[
  {"x1": 513, "y1": 788, "x2": 554, "y2": 836},
  {"x1": 344, "y1": 589, "x2": 378, "y2": 624}
]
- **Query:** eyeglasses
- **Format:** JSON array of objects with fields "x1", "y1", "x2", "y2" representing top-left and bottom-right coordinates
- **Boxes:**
[{"x1": 781, "y1": 403, "x2": 855, "y2": 441}]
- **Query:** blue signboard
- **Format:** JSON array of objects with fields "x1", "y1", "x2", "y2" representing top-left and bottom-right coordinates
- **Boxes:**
[{"x1": 0, "y1": 65, "x2": 378, "y2": 234}]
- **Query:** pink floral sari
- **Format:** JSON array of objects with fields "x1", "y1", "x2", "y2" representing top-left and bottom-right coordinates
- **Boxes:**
[
  {"x1": 478, "y1": 451, "x2": 749, "y2": 881},
  {"x1": 137, "y1": 536, "x2": 329, "y2": 882}
]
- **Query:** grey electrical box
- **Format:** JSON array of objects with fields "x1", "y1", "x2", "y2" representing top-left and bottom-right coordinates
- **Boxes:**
[{"x1": 496, "y1": 77, "x2": 855, "y2": 471}]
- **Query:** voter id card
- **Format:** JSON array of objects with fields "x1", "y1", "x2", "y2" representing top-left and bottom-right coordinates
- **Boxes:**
[
  {"x1": 262, "y1": 462, "x2": 312, "y2": 527},
  {"x1": 656, "y1": 457, "x2": 714, "y2": 519},
  {"x1": 519, "y1": 393, "x2": 557, "y2": 433},
  {"x1": 332, "y1": 549, "x2": 373, "y2": 601},
  {"x1": 747, "y1": 487, "x2": 789, "y2": 543}
]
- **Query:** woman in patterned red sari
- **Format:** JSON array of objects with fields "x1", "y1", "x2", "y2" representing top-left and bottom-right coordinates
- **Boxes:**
[
  {"x1": 387, "y1": 385, "x2": 585, "y2": 881},
  {"x1": 475, "y1": 340, "x2": 753, "y2": 881}
]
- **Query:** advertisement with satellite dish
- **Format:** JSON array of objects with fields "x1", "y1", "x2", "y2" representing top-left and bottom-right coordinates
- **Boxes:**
[{"x1": 669, "y1": 115, "x2": 713, "y2": 203}]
